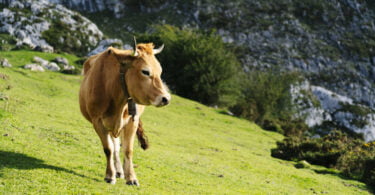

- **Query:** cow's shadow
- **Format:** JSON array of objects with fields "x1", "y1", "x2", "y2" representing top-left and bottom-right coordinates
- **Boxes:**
[{"x1": 0, "y1": 150, "x2": 99, "y2": 181}]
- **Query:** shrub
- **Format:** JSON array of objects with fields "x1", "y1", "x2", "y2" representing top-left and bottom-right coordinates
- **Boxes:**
[
  {"x1": 271, "y1": 131, "x2": 356, "y2": 167},
  {"x1": 42, "y1": 20, "x2": 95, "y2": 56},
  {"x1": 363, "y1": 158, "x2": 375, "y2": 186},
  {"x1": 230, "y1": 70, "x2": 302, "y2": 135},
  {"x1": 272, "y1": 131, "x2": 375, "y2": 187},
  {"x1": 0, "y1": 33, "x2": 17, "y2": 51},
  {"x1": 137, "y1": 25, "x2": 241, "y2": 106},
  {"x1": 336, "y1": 141, "x2": 375, "y2": 180}
]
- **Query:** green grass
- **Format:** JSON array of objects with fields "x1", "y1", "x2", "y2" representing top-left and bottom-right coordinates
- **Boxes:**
[
  {"x1": 0, "y1": 50, "x2": 372, "y2": 194},
  {"x1": 0, "y1": 50, "x2": 82, "y2": 68}
]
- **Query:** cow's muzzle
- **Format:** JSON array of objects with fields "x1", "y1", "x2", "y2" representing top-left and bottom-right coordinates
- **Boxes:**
[{"x1": 154, "y1": 94, "x2": 171, "y2": 107}]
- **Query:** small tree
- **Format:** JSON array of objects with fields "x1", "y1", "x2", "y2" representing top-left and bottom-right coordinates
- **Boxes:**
[
  {"x1": 230, "y1": 71, "x2": 301, "y2": 126},
  {"x1": 138, "y1": 25, "x2": 241, "y2": 106}
]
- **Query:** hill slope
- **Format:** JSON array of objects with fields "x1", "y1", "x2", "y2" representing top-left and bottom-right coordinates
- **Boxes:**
[{"x1": 0, "y1": 51, "x2": 371, "y2": 194}]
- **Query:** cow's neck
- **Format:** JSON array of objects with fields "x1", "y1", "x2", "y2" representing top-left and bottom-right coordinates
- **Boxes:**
[{"x1": 119, "y1": 64, "x2": 137, "y2": 118}]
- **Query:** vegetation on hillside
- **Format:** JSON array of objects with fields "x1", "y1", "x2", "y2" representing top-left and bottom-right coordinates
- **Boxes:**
[
  {"x1": 272, "y1": 131, "x2": 375, "y2": 188},
  {"x1": 1, "y1": 0, "x2": 375, "y2": 190},
  {"x1": 136, "y1": 25, "x2": 300, "y2": 124},
  {"x1": 0, "y1": 50, "x2": 372, "y2": 194},
  {"x1": 42, "y1": 19, "x2": 95, "y2": 56},
  {"x1": 229, "y1": 71, "x2": 304, "y2": 135},
  {"x1": 137, "y1": 25, "x2": 241, "y2": 106},
  {"x1": 135, "y1": 24, "x2": 375, "y2": 188}
]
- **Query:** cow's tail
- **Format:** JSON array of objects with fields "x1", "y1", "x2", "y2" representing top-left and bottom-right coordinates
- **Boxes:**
[{"x1": 137, "y1": 120, "x2": 149, "y2": 150}]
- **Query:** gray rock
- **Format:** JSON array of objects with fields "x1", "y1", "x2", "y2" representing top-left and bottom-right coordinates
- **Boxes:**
[
  {"x1": 0, "y1": 58, "x2": 12, "y2": 68},
  {"x1": 311, "y1": 86, "x2": 353, "y2": 112},
  {"x1": 123, "y1": 44, "x2": 133, "y2": 50},
  {"x1": 0, "y1": 0, "x2": 102, "y2": 53},
  {"x1": 44, "y1": 62, "x2": 61, "y2": 71},
  {"x1": 24, "y1": 64, "x2": 45, "y2": 72},
  {"x1": 292, "y1": 81, "x2": 375, "y2": 141},
  {"x1": 62, "y1": 64, "x2": 75, "y2": 70},
  {"x1": 33, "y1": 56, "x2": 49, "y2": 66},
  {"x1": 54, "y1": 57, "x2": 69, "y2": 65},
  {"x1": 34, "y1": 45, "x2": 54, "y2": 53},
  {"x1": 371, "y1": 57, "x2": 375, "y2": 65},
  {"x1": 9, "y1": 1, "x2": 24, "y2": 9},
  {"x1": 87, "y1": 39, "x2": 123, "y2": 56}
]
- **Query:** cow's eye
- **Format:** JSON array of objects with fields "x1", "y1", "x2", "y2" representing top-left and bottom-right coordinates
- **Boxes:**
[{"x1": 142, "y1": 70, "x2": 150, "y2": 76}]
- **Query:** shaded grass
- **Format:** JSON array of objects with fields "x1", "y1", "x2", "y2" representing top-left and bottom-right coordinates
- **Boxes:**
[{"x1": 0, "y1": 51, "x2": 372, "y2": 194}]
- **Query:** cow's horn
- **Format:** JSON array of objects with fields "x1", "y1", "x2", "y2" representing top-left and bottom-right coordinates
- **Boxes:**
[
  {"x1": 133, "y1": 36, "x2": 139, "y2": 57},
  {"x1": 153, "y1": 44, "x2": 164, "y2": 55}
]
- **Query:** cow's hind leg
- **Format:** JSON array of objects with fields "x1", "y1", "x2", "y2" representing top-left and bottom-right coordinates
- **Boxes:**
[
  {"x1": 112, "y1": 136, "x2": 124, "y2": 178},
  {"x1": 121, "y1": 118, "x2": 139, "y2": 186},
  {"x1": 93, "y1": 119, "x2": 117, "y2": 184}
]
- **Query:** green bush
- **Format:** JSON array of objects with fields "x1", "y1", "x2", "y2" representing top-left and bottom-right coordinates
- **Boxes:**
[
  {"x1": 42, "y1": 20, "x2": 95, "y2": 56},
  {"x1": 272, "y1": 131, "x2": 355, "y2": 167},
  {"x1": 0, "y1": 33, "x2": 17, "y2": 51},
  {"x1": 363, "y1": 158, "x2": 375, "y2": 187},
  {"x1": 271, "y1": 131, "x2": 375, "y2": 187},
  {"x1": 336, "y1": 141, "x2": 375, "y2": 180},
  {"x1": 229, "y1": 70, "x2": 302, "y2": 134},
  {"x1": 137, "y1": 25, "x2": 241, "y2": 106}
]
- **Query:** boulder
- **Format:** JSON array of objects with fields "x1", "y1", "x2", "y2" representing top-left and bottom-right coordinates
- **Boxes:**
[
  {"x1": 9, "y1": 1, "x2": 24, "y2": 9},
  {"x1": 61, "y1": 64, "x2": 77, "y2": 74},
  {"x1": 34, "y1": 45, "x2": 54, "y2": 53},
  {"x1": 33, "y1": 56, "x2": 49, "y2": 66},
  {"x1": 0, "y1": 58, "x2": 12, "y2": 68},
  {"x1": 53, "y1": 57, "x2": 69, "y2": 65},
  {"x1": 24, "y1": 64, "x2": 45, "y2": 72},
  {"x1": 43, "y1": 62, "x2": 61, "y2": 72},
  {"x1": 62, "y1": 64, "x2": 75, "y2": 70},
  {"x1": 87, "y1": 39, "x2": 123, "y2": 56},
  {"x1": 0, "y1": 1, "x2": 101, "y2": 54}
]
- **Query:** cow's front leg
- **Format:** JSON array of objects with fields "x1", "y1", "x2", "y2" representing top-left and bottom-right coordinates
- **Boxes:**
[
  {"x1": 93, "y1": 119, "x2": 117, "y2": 184},
  {"x1": 121, "y1": 118, "x2": 139, "y2": 186},
  {"x1": 112, "y1": 136, "x2": 124, "y2": 178}
]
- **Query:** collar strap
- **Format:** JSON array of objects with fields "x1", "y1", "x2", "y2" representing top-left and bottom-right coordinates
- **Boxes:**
[{"x1": 119, "y1": 66, "x2": 137, "y2": 118}]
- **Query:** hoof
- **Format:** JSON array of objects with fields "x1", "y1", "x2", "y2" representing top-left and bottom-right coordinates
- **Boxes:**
[
  {"x1": 116, "y1": 172, "x2": 124, "y2": 178},
  {"x1": 104, "y1": 178, "x2": 116, "y2": 184},
  {"x1": 126, "y1": 180, "x2": 139, "y2": 186}
]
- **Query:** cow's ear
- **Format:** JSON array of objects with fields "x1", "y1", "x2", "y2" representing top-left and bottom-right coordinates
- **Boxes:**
[
  {"x1": 110, "y1": 47, "x2": 135, "y2": 65},
  {"x1": 107, "y1": 46, "x2": 115, "y2": 55}
]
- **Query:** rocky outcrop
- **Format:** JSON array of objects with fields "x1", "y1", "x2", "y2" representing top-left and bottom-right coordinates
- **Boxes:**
[
  {"x1": 292, "y1": 81, "x2": 375, "y2": 141},
  {"x1": 0, "y1": 0, "x2": 103, "y2": 55},
  {"x1": 47, "y1": 0, "x2": 125, "y2": 18}
]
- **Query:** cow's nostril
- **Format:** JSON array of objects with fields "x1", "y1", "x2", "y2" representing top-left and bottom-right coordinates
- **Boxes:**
[{"x1": 162, "y1": 97, "x2": 169, "y2": 105}]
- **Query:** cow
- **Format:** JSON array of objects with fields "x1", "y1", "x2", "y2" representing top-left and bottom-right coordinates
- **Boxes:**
[{"x1": 79, "y1": 41, "x2": 171, "y2": 186}]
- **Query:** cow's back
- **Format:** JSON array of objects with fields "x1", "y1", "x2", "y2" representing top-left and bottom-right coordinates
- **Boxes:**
[{"x1": 79, "y1": 54, "x2": 101, "y2": 123}]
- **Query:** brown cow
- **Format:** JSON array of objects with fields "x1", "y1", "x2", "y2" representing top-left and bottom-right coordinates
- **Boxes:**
[{"x1": 79, "y1": 42, "x2": 170, "y2": 186}]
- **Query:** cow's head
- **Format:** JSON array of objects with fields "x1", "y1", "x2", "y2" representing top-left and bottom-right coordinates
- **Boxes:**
[{"x1": 109, "y1": 43, "x2": 171, "y2": 107}]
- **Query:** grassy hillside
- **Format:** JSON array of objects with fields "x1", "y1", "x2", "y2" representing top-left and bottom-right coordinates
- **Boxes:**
[{"x1": 0, "y1": 51, "x2": 372, "y2": 194}]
